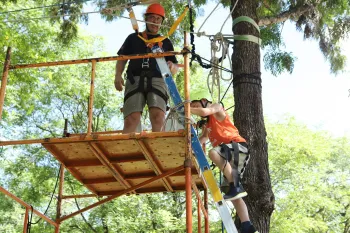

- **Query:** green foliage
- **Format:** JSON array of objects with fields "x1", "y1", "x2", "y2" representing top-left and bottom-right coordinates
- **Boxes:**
[
  {"x1": 258, "y1": 0, "x2": 350, "y2": 74},
  {"x1": 267, "y1": 117, "x2": 350, "y2": 233},
  {"x1": 1, "y1": 1, "x2": 350, "y2": 233},
  {"x1": 263, "y1": 49, "x2": 296, "y2": 75}
]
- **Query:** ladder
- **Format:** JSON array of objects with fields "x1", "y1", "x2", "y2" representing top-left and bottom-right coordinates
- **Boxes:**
[{"x1": 152, "y1": 45, "x2": 238, "y2": 233}]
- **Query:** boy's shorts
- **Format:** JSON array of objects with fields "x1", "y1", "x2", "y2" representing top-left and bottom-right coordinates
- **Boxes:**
[{"x1": 212, "y1": 142, "x2": 250, "y2": 194}]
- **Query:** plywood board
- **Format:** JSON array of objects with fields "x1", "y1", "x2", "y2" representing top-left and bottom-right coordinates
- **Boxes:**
[{"x1": 42, "y1": 131, "x2": 206, "y2": 196}]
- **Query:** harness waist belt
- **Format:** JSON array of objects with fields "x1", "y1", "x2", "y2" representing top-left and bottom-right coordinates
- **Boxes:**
[{"x1": 129, "y1": 70, "x2": 162, "y2": 78}]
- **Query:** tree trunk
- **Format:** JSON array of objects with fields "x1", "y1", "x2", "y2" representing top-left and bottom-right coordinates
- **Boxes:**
[{"x1": 231, "y1": 0, "x2": 275, "y2": 232}]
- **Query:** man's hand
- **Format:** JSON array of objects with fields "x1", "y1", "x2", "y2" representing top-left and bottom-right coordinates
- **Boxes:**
[
  {"x1": 114, "y1": 75, "x2": 124, "y2": 91},
  {"x1": 167, "y1": 61, "x2": 179, "y2": 75}
]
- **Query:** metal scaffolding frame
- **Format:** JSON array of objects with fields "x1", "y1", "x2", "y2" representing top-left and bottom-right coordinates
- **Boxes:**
[{"x1": 0, "y1": 34, "x2": 211, "y2": 233}]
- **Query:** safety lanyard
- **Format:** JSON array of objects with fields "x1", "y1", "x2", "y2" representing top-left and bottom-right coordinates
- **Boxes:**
[{"x1": 140, "y1": 31, "x2": 163, "y2": 69}]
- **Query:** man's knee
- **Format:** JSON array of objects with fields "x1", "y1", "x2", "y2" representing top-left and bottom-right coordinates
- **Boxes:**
[
  {"x1": 124, "y1": 112, "x2": 141, "y2": 126},
  {"x1": 149, "y1": 108, "x2": 165, "y2": 124}
]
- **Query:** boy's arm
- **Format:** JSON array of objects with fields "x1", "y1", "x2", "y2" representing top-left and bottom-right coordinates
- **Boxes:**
[
  {"x1": 199, "y1": 126, "x2": 209, "y2": 146},
  {"x1": 190, "y1": 103, "x2": 224, "y2": 117}
]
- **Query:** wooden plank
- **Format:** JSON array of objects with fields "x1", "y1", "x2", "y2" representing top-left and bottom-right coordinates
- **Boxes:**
[
  {"x1": 89, "y1": 142, "x2": 132, "y2": 190},
  {"x1": 37, "y1": 135, "x2": 206, "y2": 195},
  {"x1": 135, "y1": 139, "x2": 173, "y2": 192},
  {"x1": 43, "y1": 144, "x2": 98, "y2": 195},
  {"x1": 65, "y1": 153, "x2": 146, "y2": 167}
]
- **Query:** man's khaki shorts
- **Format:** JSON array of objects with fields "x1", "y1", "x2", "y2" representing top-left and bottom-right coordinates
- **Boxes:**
[{"x1": 123, "y1": 76, "x2": 168, "y2": 118}]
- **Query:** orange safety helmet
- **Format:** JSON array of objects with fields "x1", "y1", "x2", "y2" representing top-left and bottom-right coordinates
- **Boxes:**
[{"x1": 145, "y1": 3, "x2": 165, "y2": 18}]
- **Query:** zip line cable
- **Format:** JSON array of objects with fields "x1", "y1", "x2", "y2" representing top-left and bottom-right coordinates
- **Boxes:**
[
  {"x1": 2, "y1": 9, "x2": 172, "y2": 29},
  {"x1": 0, "y1": 0, "x2": 93, "y2": 15},
  {"x1": 197, "y1": 1, "x2": 220, "y2": 36},
  {"x1": 32, "y1": 165, "x2": 62, "y2": 224},
  {"x1": 3, "y1": 2, "x2": 233, "y2": 75},
  {"x1": 26, "y1": 165, "x2": 62, "y2": 232},
  {"x1": 219, "y1": 0, "x2": 239, "y2": 34}
]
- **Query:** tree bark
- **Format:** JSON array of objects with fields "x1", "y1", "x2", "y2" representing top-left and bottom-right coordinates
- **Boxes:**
[{"x1": 231, "y1": 0, "x2": 275, "y2": 232}]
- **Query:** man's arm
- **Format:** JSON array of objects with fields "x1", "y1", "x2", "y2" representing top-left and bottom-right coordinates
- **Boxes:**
[
  {"x1": 114, "y1": 60, "x2": 127, "y2": 91},
  {"x1": 167, "y1": 61, "x2": 179, "y2": 75}
]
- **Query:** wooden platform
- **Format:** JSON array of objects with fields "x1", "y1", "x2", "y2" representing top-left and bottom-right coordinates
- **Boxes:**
[{"x1": 41, "y1": 131, "x2": 205, "y2": 196}]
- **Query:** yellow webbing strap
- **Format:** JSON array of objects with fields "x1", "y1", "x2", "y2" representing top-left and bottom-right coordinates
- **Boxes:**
[
  {"x1": 137, "y1": 6, "x2": 189, "y2": 44},
  {"x1": 232, "y1": 16, "x2": 261, "y2": 46}
]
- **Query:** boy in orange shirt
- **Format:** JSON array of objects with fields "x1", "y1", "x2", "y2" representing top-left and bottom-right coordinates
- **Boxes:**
[{"x1": 190, "y1": 97, "x2": 258, "y2": 233}]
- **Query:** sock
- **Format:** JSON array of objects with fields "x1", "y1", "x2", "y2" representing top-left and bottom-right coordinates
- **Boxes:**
[{"x1": 241, "y1": 221, "x2": 252, "y2": 231}]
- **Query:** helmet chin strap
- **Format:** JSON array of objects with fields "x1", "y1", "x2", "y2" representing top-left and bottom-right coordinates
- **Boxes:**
[
  {"x1": 200, "y1": 99, "x2": 208, "y2": 108},
  {"x1": 145, "y1": 19, "x2": 162, "y2": 35},
  {"x1": 146, "y1": 24, "x2": 151, "y2": 33}
]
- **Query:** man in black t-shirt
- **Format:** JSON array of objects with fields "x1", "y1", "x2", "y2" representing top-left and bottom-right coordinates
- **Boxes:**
[{"x1": 114, "y1": 3, "x2": 179, "y2": 133}]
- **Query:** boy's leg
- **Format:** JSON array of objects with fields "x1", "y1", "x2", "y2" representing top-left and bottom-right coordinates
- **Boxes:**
[
  {"x1": 209, "y1": 148, "x2": 247, "y2": 200},
  {"x1": 232, "y1": 199, "x2": 259, "y2": 233},
  {"x1": 208, "y1": 149, "x2": 235, "y2": 182},
  {"x1": 232, "y1": 198, "x2": 249, "y2": 222}
]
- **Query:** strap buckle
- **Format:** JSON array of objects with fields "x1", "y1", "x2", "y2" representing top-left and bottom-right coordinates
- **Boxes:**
[{"x1": 142, "y1": 58, "x2": 149, "y2": 68}]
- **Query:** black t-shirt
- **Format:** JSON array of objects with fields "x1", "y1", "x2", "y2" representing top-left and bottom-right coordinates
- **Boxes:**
[{"x1": 117, "y1": 32, "x2": 178, "y2": 77}]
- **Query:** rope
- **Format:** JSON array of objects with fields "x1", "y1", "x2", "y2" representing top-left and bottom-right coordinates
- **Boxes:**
[
  {"x1": 3, "y1": 9, "x2": 172, "y2": 30},
  {"x1": 205, "y1": 0, "x2": 238, "y2": 103},
  {"x1": 219, "y1": 0, "x2": 239, "y2": 34},
  {"x1": 101, "y1": 0, "x2": 159, "y2": 13},
  {"x1": 188, "y1": 1, "x2": 239, "y2": 102},
  {"x1": 206, "y1": 33, "x2": 234, "y2": 102},
  {"x1": 197, "y1": 2, "x2": 220, "y2": 36},
  {"x1": 189, "y1": 4, "x2": 196, "y2": 67},
  {"x1": 220, "y1": 80, "x2": 233, "y2": 103},
  {"x1": 162, "y1": 100, "x2": 194, "y2": 131}
]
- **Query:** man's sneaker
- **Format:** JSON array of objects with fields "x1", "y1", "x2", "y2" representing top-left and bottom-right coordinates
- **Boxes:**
[
  {"x1": 241, "y1": 225, "x2": 259, "y2": 233},
  {"x1": 223, "y1": 185, "x2": 247, "y2": 201}
]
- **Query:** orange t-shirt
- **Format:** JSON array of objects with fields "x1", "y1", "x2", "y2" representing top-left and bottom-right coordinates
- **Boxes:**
[{"x1": 205, "y1": 112, "x2": 246, "y2": 147}]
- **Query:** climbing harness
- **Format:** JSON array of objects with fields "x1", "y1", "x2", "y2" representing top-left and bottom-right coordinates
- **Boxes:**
[
  {"x1": 219, "y1": 142, "x2": 250, "y2": 195},
  {"x1": 122, "y1": 4, "x2": 189, "y2": 108},
  {"x1": 123, "y1": 30, "x2": 169, "y2": 104}
]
